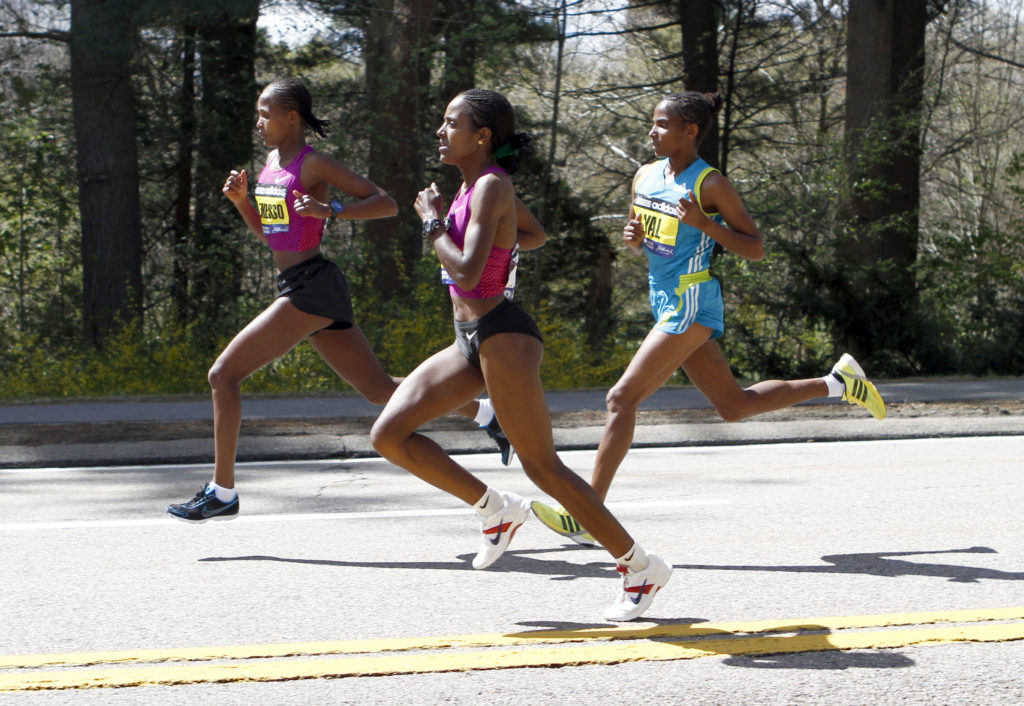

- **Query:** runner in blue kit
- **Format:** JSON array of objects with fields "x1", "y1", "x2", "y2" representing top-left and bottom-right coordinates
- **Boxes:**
[{"x1": 533, "y1": 91, "x2": 887, "y2": 546}]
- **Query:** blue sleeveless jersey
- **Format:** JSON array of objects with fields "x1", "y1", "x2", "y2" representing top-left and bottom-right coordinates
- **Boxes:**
[{"x1": 633, "y1": 157, "x2": 722, "y2": 285}]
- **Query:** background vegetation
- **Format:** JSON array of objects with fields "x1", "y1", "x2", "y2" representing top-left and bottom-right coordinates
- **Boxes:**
[{"x1": 1, "y1": 0, "x2": 1022, "y2": 400}]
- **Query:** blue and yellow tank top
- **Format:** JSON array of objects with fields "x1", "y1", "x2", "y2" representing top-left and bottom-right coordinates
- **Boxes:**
[{"x1": 633, "y1": 157, "x2": 722, "y2": 283}]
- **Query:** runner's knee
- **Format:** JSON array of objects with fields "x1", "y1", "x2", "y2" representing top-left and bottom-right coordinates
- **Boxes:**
[
  {"x1": 605, "y1": 382, "x2": 642, "y2": 416},
  {"x1": 207, "y1": 360, "x2": 242, "y2": 392}
]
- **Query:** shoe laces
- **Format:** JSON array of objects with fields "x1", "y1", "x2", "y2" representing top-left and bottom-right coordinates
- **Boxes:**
[{"x1": 187, "y1": 485, "x2": 211, "y2": 506}]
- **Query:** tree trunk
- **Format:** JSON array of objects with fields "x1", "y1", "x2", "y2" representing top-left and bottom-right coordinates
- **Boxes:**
[
  {"x1": 365, "y1": 0, "x2": 439, "y2": 293},
  {"x1": 172, "y1": 24, "x2": 196, "y2": 327},
  {"x1": 69, "y1": 0, "x2": 142, "y2": 346},
  {"x1": 678, "y1": 0, "x2": 720, "y2": 167},
  {"x1": 841, "y1": 0, "x2": 926, "y2": 365},
  {"x1": 191, "y1": 0, "x2": 259, "y2": 338},
  {"x1": 845, "y1": 0, "x2": 924, "y2": 266},
  {"x1": 438, "y1": 0, "x2": 478, "y2": 199}
]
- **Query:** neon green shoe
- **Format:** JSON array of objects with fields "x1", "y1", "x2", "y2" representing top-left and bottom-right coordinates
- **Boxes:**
[
  {"x1": 832, "y1": 353, "x2": 886, "y2": 420},
  {"x1": 530, "y1": 501, "x2": 597, "y2": 547}
]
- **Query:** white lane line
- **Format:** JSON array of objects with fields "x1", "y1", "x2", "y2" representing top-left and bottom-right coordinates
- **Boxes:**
[{"x1": 0, "y1": 497, "x2": 729, "y2": 532}]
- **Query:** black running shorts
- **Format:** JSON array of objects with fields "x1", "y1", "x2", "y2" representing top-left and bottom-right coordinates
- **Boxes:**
[
  {"x1": 275, "y1": 254, "x2": 354, "y2": 331},
  {"x1": 454, "y1": 298, "x2": 543, "y2": 368}
]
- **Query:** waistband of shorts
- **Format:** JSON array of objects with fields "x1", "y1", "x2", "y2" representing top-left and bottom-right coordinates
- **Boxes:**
[
  {"x1": 651, "y1": 269, "x2": 712, "y2": 288},
  {"x1": 277, "y1": 253, "x2": 327, "y2": 280},
  {"x1": 454, "y1": 297, "x2": 514, "y2": 333}
]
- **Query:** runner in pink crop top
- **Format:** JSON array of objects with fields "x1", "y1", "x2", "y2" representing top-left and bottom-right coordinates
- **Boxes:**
[
  {"x1": 443, "y1": 166, "x2": 513, "y2": 298},
  {"x1": 254, "y1": 145, "x2": 325, "y2": 252}
]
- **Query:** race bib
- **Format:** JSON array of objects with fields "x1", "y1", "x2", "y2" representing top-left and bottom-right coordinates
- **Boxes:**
[
  {"x1": 633, "y1": 194, "x2": 679, "y2": 258},
  {"x1": 255, "y1": 183, "x2": 290, "y2": 235}
]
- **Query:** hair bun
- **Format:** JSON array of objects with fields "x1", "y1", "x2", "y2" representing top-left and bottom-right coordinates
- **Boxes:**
[{"x1": 704, "y1": 92, "x2": 724, "y2": 116}]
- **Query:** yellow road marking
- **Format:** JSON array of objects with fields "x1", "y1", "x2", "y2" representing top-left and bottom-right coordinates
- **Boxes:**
[{"x1": 2, "y1": 608, "x2": 1023, "y2": 691}]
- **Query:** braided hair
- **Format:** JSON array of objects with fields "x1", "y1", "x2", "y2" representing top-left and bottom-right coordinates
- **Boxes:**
[{"x1": 261, "y1": 79, "x2": 331, "y2": 139}]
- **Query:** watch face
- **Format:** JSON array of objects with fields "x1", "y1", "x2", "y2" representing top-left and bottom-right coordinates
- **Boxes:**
[{"x1": 330, "y1": 199, "x2": 344, "y2": 213}]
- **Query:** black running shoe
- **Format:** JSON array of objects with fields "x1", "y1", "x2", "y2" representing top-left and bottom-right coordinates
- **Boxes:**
[
  {"x1": 167, "y1": 483, "x2": 239, "y2": 522},
  {"x1": 485, "y1": 416, "x2": 515, "y2": 466}
]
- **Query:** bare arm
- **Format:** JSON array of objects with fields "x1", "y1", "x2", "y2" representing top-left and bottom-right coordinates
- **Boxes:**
[
  {"x1": 514, "y1": 196, "x2": 546, "y2": 251},
  {"x1": 293, "y1": 151, "x2": 398, "y2": 221},
  {"x1": 680, "y1": 172, "x2": 765, "y2": 261},
  {"x1": 222, "y1": 169, "x2": 264, "y2": 238},
  {"x1": 417, "y1": 175, "x2": 514, "y2": 292},
  {"x1": 622, "y1": 164, "x2": 654, "y2": 255}
]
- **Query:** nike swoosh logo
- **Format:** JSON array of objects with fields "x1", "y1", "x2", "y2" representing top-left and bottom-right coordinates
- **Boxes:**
[
  {"x1": 629, "y1": 579, "x2": 650, "y2": 604},
  {"x1": 201, "y1": 502, "x2": 232, "y2": 518},
  {"x1": 275, "y1": 175, "x2": 291, "y2": 184},
  {"x1": 485, "y1": 520, "x2": 512, "y2": 545},
  {"x1": 466, "y1": 331, "x2": 477, "y2": 341}
]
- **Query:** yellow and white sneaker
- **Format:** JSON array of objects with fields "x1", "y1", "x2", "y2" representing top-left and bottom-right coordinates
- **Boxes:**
[
  {"x1": 831, "y1": 353, "x2": 886, "y2": 420},
  {"x1": 530, "y1": 501, "x2": 597, "y2": 547}
]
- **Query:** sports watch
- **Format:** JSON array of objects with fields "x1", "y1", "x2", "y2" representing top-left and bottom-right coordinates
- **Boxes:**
[
  {"x1": 329, "y1": 199, "x2": 345, "y2": 218},
  {"x1": 422, "y1": 217, "x2": 451, "y2": 239}
]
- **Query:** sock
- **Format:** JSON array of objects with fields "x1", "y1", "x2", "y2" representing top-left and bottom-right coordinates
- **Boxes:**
[
  {"x1": 615, "y1": 543, "x2": 650, "y2": 573},
  {"x1": 474, "y1": 397, "x2": 495, "y2": 427},
  {"x1": 823, "y1": 372, "x2": 845, "y2": 398},
  {"x1": 473, "y1": 487, "x2": 504, "y2": 517},
  {"x1": 210, "y1": 481, "x2": 237, "y2": 503}
]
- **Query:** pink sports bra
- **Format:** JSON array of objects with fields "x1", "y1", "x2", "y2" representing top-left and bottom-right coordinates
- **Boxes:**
[
  {"x1": 254, "y1": 145, "x2": 325, "y2": 252},
  {"x1": 442, "y1": 166, "x2": 514, "y2": 299}
]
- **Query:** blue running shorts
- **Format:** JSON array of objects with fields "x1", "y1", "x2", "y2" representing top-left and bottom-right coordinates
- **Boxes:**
[{"x1": 649, "y1": 272, "x2": 724, "y2": 338}]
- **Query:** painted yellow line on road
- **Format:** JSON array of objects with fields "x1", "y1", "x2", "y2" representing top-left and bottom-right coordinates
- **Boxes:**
[
  {"x1": 3, "y1": 606, "x2": 1022, "y2": 670},
  {"x1": 2, "y1": 608, "x2": 1023, "y2": 691},
  {"x1": 3, "y1": 621, "x2": 1023, "y2": 692}
]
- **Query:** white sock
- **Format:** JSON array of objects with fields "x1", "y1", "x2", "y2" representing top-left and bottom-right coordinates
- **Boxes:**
[
  {"x1": 823, "y1": 372, "x2": 845, "y2": 398},
  {"x1": 615, "y1": 543, "x2": 649, "y2": 573},
  {"x1": 473, "y1": 487, "x2": 504, "y2": 517},
  {"x1": 210, "y1": 481, "x2": 237, "y2": 502},
  {"x1": 474, "y1": 397, "x2": 495, "y2": 427}
]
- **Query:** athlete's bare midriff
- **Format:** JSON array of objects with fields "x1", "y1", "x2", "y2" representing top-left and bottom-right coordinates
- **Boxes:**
[
  {"x1": 451, "y1": 293, "x2": 505, "y2": 323},
  {"x1": 273, "y1": 247, "x2": 323, "y2": 273}
]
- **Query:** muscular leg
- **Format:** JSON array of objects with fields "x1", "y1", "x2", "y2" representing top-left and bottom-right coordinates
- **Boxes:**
[
  {"x1": 480, "y1": 333, "x2": 634, "y2": 558},
  {"x1": 590, "y1": 324, "x2": 712, "y2": 500},
  {"x1": 209, "y1": 298, "x2": 331, "y2": 488},
  {"x1": 309, "y1": 325, "x2": 399, "y2": 405},
  {"x1": 370, "y1": 345, "x2": 489, "y2": 504},
  {"x1": 682, "y1": 340, "x2": 827, "y2": 422},
  {"x1": 312, "y1": 326, "x2": 485, "y2": 418}
]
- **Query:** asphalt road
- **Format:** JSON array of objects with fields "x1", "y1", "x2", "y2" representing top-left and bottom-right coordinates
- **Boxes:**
[
  {"x1": 1, "y1": 379, "x2": 1023, "y2": 468},
  {"x1": 2, "y1": 437, "x2": 1023, "y2": 703}
]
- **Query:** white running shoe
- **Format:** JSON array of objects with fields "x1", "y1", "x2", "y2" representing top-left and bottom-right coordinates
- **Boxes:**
[
  {"x1": 604, "y1": 553, "x2": 673, "y2": 622},
  {"x1": 472, "y1": 491, "x2": 531, "y2": 570}
]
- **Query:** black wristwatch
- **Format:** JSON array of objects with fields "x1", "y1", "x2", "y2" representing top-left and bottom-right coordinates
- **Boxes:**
[
  {"x1": 329, "y1": 199, "x2": 345, "y2": 218},
  {"x1": 423, "y1": 217, "x2": 450, "y2": 238}
]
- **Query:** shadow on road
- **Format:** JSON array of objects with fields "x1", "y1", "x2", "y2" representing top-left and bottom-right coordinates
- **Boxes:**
[{"x1": 675, "y1": 547, "x2": 1022, "y2": 583}]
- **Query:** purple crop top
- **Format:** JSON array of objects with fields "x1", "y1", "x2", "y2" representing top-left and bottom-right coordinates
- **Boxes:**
[
  {"x1": 441, "y1": 166, "x2": 514, "y2": 299},
  {"x1": 254, "y1": 145, "x2": 325, "y2": 252}
]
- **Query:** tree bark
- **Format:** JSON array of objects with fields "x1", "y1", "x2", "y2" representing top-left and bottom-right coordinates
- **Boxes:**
[
  {"x1": 191, "y1": 0, "x2": 259, "y2": 335},
  {"x1": 841, "y1": 0, "x2": 926, "y2": 362},
  {"x1": 365, "y1": 0, "x2": 439, "y2": 293},
  {"x1": 678, "y1": 0, "x2": 720, "y2": 167},
  {"x1": 69, "y1": 0, "x2": 142, "y2": 346}
]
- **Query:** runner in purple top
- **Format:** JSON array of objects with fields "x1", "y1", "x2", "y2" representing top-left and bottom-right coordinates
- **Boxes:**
[{"x1": 370, "y1": 89, "x2": 673, "y2": 622}]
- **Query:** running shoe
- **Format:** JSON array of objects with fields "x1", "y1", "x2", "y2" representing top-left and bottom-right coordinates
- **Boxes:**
[
  {"x1": 485, "y1": 416, "x2": 515, "y2": 466},
  {"x1": 831, "y1": 353, "x2": 886, "y2": 420},
  {"x1": 166, "y1": 483, "x2": 239, "y2": 523},
  {"x1": 472, "y1": 491, "x2": 530, "y2": 570},
  {"x1": 530, "y1": 501, "x2": 597, "y2": 547},
  {"x1": 604, "y1": 553, "x2": 673, "y2": 622}
]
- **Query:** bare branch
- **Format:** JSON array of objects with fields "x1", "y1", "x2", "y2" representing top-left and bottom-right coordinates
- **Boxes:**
[
  {"x1": 0, "y1": 30, "x2": 70, "y2": 42},
  {"x1": 950, "y1": 35, "x2": 1024, "y2": 70}
]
